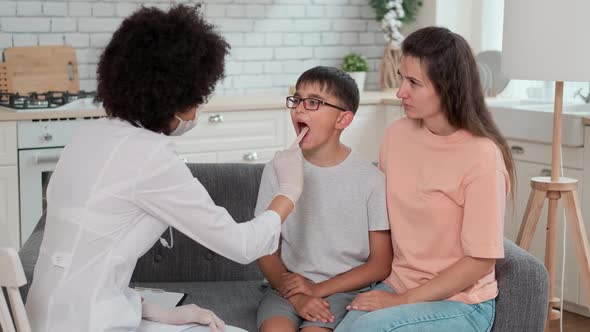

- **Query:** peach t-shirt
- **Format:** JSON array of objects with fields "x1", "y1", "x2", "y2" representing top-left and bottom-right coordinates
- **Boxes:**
[{"x1": 380, "y1": 118, "x2": 510, "y2": 304}]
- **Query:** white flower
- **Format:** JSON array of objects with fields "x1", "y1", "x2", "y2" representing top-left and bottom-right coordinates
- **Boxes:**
[{"x1": 380, "y1": 0, "x2": 407, "y2": 44}]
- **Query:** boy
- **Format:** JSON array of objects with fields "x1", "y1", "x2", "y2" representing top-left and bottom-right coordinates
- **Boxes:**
[{"x1": 255, "y1": 66, "x2": 393, "y2": 332}]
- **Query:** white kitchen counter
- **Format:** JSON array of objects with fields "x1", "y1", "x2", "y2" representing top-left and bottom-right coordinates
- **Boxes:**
[{"x1": 0, "y1": 91, "x2": 401, "y2": 121}]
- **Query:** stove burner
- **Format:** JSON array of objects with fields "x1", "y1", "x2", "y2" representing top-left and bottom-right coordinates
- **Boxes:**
[{"x1": 0, "y1": 91, "x2": 97, "y2": 110}]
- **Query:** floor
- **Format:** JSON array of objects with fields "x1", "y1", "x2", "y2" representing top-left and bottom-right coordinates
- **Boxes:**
[{"x1": 549, "y1": 311, "x2": 590, "y2": 332}]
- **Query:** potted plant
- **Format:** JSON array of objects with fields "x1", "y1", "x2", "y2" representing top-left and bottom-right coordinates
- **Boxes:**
[{"x1": 341, "y1": 53, "x2": 369, "y2": 91}]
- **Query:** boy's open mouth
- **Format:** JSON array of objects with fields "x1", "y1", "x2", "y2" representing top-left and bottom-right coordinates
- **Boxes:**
[{"x1": 296, "y1": 121, "x2": 310, "y2": 138}]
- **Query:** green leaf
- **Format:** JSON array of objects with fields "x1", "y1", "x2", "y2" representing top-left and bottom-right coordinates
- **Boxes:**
[{"x1": 341, "y1": 53, "x2": 369, "y2": 72}]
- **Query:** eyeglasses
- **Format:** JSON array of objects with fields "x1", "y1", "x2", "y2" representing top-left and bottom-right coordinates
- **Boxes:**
[{"x1": 286, "y1": 96, "x2": 347, "y2": 112}]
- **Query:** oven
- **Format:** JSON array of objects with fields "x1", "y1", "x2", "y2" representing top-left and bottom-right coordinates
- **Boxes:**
[
  {"x1": 17, "y1": 118, "x2": 101, "y2": 244},
  {"x1": 19, "y1": 146, "x2": 62, "y2": 244},
  {"x1": 1, "y1": 88, "x2": 100, "y2": 245}
]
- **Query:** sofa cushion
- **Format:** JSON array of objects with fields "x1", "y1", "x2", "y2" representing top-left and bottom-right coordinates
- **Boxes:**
[
  {"x1": 133, "y1": 281, "x2": 263, "y2": 332},
  {"x1": 132, "y1": 163, "x2": 266, "y2": 283}
]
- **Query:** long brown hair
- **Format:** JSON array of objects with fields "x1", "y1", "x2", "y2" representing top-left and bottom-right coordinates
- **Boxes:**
[{"x1": 401, "y1": 26, "x2": 515, "y2": 193}]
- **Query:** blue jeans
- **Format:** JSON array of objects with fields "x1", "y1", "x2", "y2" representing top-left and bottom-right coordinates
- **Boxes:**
[{"x1": 335, "y1": 282, "x2": 495, "y2": 332}]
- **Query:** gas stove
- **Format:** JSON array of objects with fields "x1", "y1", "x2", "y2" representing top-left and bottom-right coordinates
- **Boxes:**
[{"x1": 0, "y1": 91, "x2": 97, "y2": 110}]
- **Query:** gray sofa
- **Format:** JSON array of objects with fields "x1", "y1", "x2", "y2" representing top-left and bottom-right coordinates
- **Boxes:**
[{"x1": 20, "y1": 163, "x2": 549, "y2": 332}]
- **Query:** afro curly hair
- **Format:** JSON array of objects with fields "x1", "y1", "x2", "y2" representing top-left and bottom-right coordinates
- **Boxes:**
[{"x1": 96, "y1": 4, "x2": 230, "y2": 135}]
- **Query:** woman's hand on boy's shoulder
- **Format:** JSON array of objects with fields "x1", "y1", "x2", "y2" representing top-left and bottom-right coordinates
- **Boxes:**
[{"x1": 278, "y1": 272, "x2": 319, "y2": 298}]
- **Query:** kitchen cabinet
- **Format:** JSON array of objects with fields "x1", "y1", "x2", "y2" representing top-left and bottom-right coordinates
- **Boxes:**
[
  {"x1": 350, "y1": 104, "x2": 403, "y2": 161},
  {"x1": 505, "y1": 138, "x2": 590, "y2": 316},
  {"x1": 217, "y1": 148, "x2": 283, "y2": 163},
  {"x1": 0, "y1": 121, "x2": 17, "y2": 165},
  {"x1": 342, "y1": 105, "x2": 386, "y2": 163},
  {"x1": 0, "y1": 121, "x2": 18, "y2": 249},
  {"x1": 176, "y1": 105, "x2": 403, "y2": 165},
  {"x1": 173, "y1": 109, "x2": 286, "y2": 164},
  {"x1": 0, "y1": 165, "x2": 19, "y2": 249},
  {"x1": 181, "y1": 152, "x2": 218, "y2": 163}
]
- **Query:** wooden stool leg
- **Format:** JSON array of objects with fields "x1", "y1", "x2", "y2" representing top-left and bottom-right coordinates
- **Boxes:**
[
  {"x1": 517, "y1": 188, "x2": 547, "y2": 250},
  {"x1": 562, "y1": 190, "x2": 590, "y2": 305},
  {"x1": 544, "y1": 192, "x2": 562, "y2": 331}
]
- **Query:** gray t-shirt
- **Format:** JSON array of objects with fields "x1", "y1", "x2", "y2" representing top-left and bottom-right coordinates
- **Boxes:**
[{"x1": 255, "y1": 150, "x2": 389, "y2": 283}]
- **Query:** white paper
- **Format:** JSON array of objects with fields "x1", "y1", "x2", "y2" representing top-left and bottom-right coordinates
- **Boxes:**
[
  {"x1": 135, "y1": 288, "x2": 185, "y2": 309},
  {"x1": 138, "y1": 320, "x2": 248, "y2": 332},
  {"x1": 138, "y1": 320, "x2": 196, "y2": 332},
  {"x1": 181, "y1": 325, "x2": 248, "y2": 332},
  {"x1": 134, "y1": 288, "x2": 247, "y2": 332}
]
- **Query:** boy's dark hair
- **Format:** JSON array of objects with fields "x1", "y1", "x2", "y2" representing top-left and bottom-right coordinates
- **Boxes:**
[
  {"x1": 96, "y1": 5, "x2": 230, "y2": 135},
  {"x1": 295, "y1": 66, "x2": 360, "y2": 114}
]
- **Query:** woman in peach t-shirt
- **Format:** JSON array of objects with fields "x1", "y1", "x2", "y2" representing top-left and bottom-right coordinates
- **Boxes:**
[{"x1": 336, "y1": 27, "x2": 515, "y2": 332}]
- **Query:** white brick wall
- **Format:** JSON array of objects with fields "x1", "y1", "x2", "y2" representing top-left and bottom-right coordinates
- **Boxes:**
[
  {"x1": 43, "y1": 3, "x2": 68, "y2": 17},
  {"x1": 0, "y1": 2, "x2": 17, "y2": 16},
  {"x1": 0, "y1": 0, "x2": 385, "y2": 93},
  {"x1": 17, "y1": 2, "x2": 43, "y2": 16}
]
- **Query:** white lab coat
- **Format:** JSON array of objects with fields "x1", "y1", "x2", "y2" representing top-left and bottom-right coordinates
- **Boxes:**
[{"x1": 25, "y1": 117, "x2": 281, "y2": 332}]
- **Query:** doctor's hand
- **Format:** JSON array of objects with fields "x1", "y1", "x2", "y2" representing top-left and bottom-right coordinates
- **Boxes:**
[
  {"x1": 279, "y1": 272, "x2": 319, "y2": 298},
  {"x1": 272, "y1": 127, "x2": 308, "y2": 205},
  {"x1": 142, "y1": 302, "x2": 226, "y2": 332}
]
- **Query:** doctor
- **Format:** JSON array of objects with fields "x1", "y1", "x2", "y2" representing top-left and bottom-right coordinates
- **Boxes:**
[{"x1": 25, "y1": 5, "x2": 303, "y2": 332}]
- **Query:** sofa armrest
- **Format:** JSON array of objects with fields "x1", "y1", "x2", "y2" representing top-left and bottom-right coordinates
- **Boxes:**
[{"x1": 492, "y1": 239, "x2": 549, "y2": 332}]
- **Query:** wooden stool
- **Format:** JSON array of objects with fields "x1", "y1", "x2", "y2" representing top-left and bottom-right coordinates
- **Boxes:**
[{"x1": 516, "y1": 176, "x2": 590, "y2": 332}]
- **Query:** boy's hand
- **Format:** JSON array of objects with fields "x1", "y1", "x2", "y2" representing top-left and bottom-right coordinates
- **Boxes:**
[
  {"x1": 287, "y1": 294, "x2": 334, "y2": 324},
  {"x1": 279, "y1": 272, "x2": 319, "y2": 298}
]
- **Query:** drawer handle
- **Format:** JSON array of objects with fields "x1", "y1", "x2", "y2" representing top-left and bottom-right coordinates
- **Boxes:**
[
  {"x1": 540, "y1": 169, "x2": 551, "y2": 177},
  {"x1": 243, "y1": 152, "x2": 258, "y2": 161},
  {"x1": 41, "y1": 133, "x2": 53, "y2": 142},
  {"x1": 208, "y1": 114, "x2": 224, "y2": 123},
  {"x1": 511, "y1": 146, "x2": 524, "y2": 155},
  {"x1": 34, "y1": 154, "x2": 60, "y2": 164}
]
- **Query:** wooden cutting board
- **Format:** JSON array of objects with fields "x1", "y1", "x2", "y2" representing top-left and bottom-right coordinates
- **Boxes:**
[{"x1": 0, "y1": 45, "x2": 80, "y2": 94}]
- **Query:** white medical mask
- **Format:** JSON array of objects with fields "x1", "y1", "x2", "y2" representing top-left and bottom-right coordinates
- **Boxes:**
[{"x1": 170, "y1": 113, "x2": 197, "y2": 136}]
